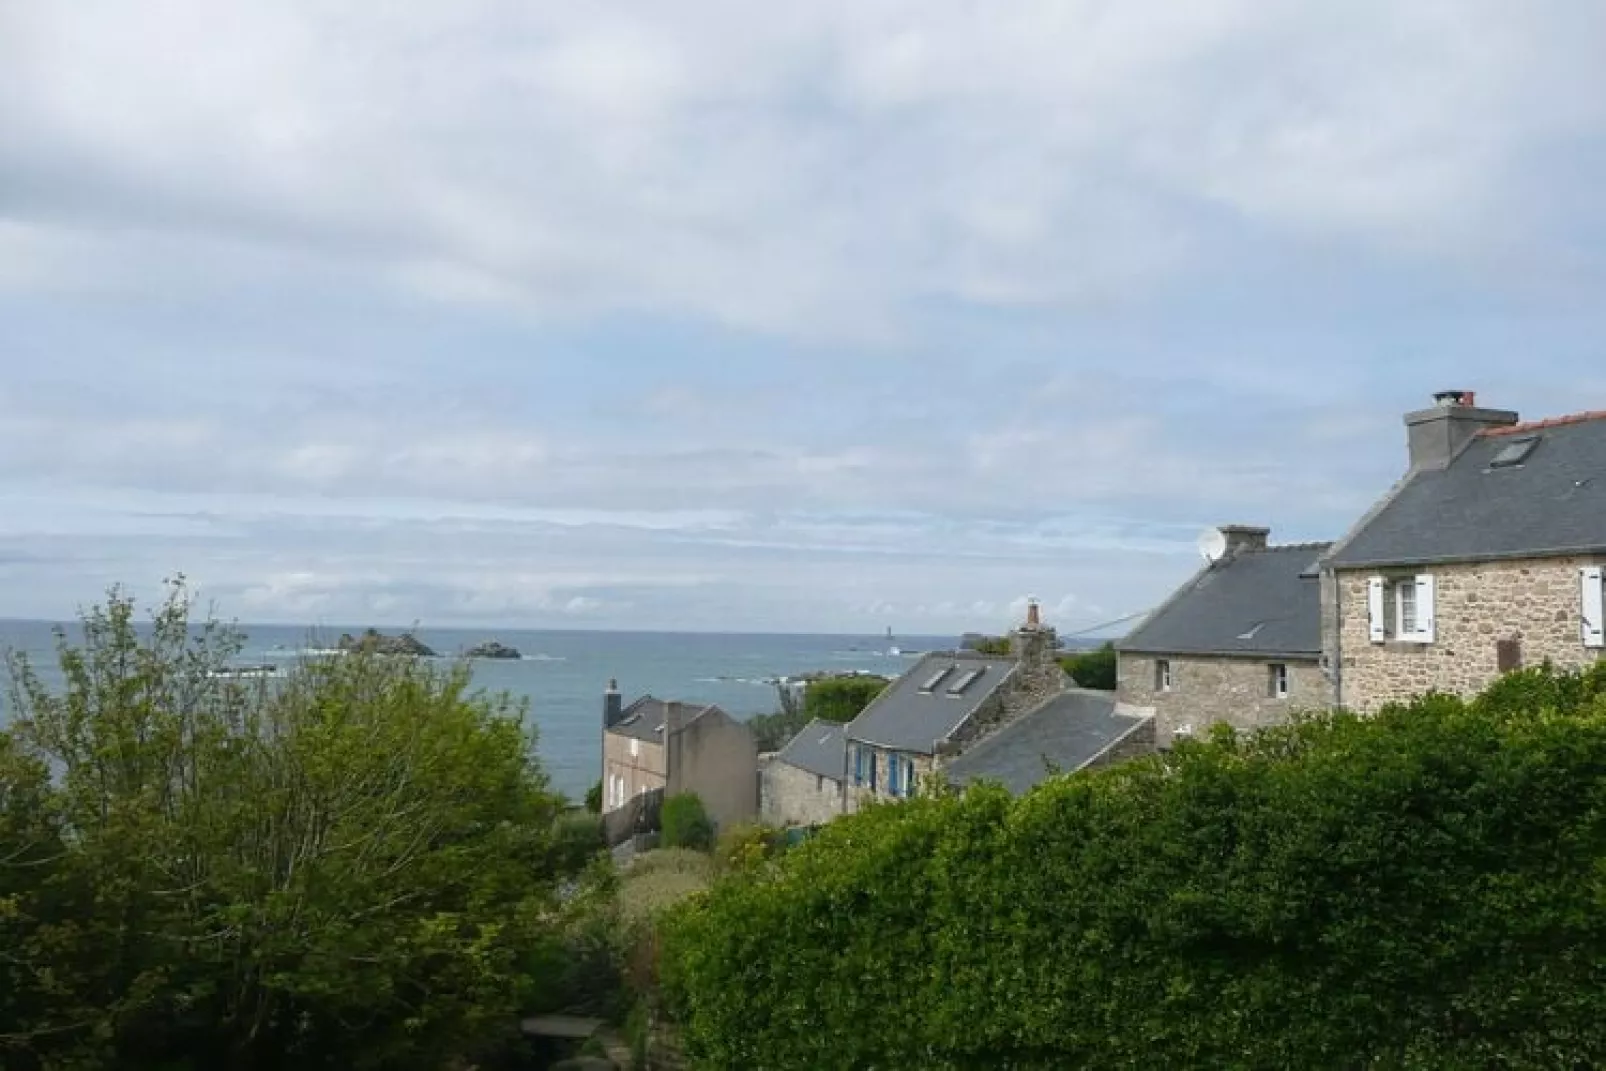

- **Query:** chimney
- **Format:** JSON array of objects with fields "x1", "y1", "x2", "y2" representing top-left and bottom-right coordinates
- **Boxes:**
[
  {"x1": 603, "y1": 678, "x2": 623, "y2": 729},
  {"x1": 1405, "y1": 390, "x2": 1518, "y2": 472},
  {"x1": 1219, "y1": 525, "x2": 1269, "y2": 558},
  {"x1": 1010, "y1": 598, "x2": 1058, "y2": 674}
]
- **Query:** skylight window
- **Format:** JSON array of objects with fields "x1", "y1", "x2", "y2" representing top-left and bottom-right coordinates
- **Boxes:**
[
  {"x1": 946, "y1": 668, "x2": 985, "y2": 696},
  {"x1": 920, "y1": 666, "x2": 954, "y2": 693},
  {"x1": 1489, "y1": 435, "x2": 1539, "y2": 469}
]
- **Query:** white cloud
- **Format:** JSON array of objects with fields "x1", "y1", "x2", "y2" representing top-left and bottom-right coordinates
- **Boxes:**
[{"x1": 4, "y1": 2, "x2": 1603, "y2": 333}]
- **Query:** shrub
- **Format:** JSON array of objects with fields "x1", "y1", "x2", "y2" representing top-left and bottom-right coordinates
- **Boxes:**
[
  {"x1": 584, "y1": 779, "x2": 603, "y2": 813},
  {"x1": 1058, "y1": 641, "x2": 1116, "y2": 690},
  {"x1": 660, "y1": 793, "x2": 714, "y2": 851},
  {"x1": 801, "y1": 675, "x2": 888, "y2": 723},
  {"x1": 551, "y1": 811, "x2": 605, "y2": 874},
  {"x1": 663, "y1": 664, "x2": 1606, "y2": 1069},
  {"x1": 714, "y1": 822, "x2": 785, "y2": 874}
]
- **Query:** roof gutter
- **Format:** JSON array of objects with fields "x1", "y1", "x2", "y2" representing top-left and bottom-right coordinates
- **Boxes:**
[{"x1": 1331, "y1": 543, "x2": 1606, "y2": 570}]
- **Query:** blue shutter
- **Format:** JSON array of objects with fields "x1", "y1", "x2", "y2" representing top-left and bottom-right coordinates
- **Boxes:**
[
  {"x1": 853, "y1": 746, "x2": 864, "y2": 786},
  {"x1": 869, "y1": 750, "x2": 878, "y2": 792},
  {"x1": 889, "y1": 752, "x2": 901, "y2": 797}
]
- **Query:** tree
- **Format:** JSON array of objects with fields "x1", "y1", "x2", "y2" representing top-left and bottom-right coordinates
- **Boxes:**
[
  {"x1": 585, "y1": 779, "x2": 603, "y2": 814},
  {"x1": 1, "y1": 581, "x2": 569, "y2": 1070},
  {"x1": 660, "y1": 794, "x2": 713, "y2": 851},
  {"x1": 662, "y1": 664, "x2": 1606, "y2": 1069},
  {"x1": 802, "y1": 676, "x2": 887, "y2": 724},
  {"x1": 1058, "y1": 641, "x2": 1116, "y2": 690}
]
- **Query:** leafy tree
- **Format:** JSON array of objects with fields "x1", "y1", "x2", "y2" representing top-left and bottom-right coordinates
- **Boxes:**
[
  {"x1": 1058, "y1": 641, "x2": 1117, "y2": 690},
  {"x1": 663, "y1": 664, "x2": 1606, "y2": 1069},
  {"x1": 801, "y1": 676, "x2": 887, "y2": 724},
  {"x1": 1, "y1": 581, "x2": 568, "y2": 1071},
  {"x1": 584, "y1": 779, "x2": 603, "y2": 813},
  {"x1": 660, "y1": 794, "x2": 713, "y2": 851}
]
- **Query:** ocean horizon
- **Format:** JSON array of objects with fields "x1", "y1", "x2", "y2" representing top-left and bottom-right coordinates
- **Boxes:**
[{"x1": 0, "y1": 620, "x2": 1098, "y2": 799}]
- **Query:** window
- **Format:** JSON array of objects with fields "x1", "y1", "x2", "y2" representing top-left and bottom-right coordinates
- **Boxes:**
[
  {"x1": 920, "y1": 666, "x2": 954, "y2": 693},
  {"x1": 853, "y1": 745, "x2": 866, "y2": 786},
  {"x1": 816, "y1": 774, "x2": 824, "y2": 792},
  {"x1": 629, "y1": 737, "x2": 639, "y2": 758},
  {"x1": 1583, "y1": 566, "x2": 1605, "y2": 649},
  {"x1": 1268, "y1": 663, "x2": 1289, "y2": 699},
  {"x1": 888, "y1": 752, "x2": 901, "y2": 796},
  {"x1": 946, "y1": 668, "x2": 984, "y2": 696},
  {"x1": 869, "y1": 750, "x2": 878, "y2": 792},
  {"x1": 1496, "y1": 638, "x2": 1522, "y2": 673},
  {"x1": 1489, "y1": 435, "x2": 1539, "y2": 469},
  {"x1": 1367, "y1": 575, "x2": 1435, "y2": 643},
  {"x1": 904, "y1": 758, "x2": 917, "y2": 797},
  {"x1": 1155, "y1": 659, "x2": 1172, "y2": 692}
]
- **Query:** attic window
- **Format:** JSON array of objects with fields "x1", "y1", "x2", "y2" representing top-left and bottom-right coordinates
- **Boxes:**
[
  {"x1": 945, "y1": 668, "x2": 985, "y2": 696},
  {"x1": 1489, "y1": 435, "x2": 1539, "y2": 469},
  {"x1": 919, "y1": 666, "x2": 955, "y2": 693}
]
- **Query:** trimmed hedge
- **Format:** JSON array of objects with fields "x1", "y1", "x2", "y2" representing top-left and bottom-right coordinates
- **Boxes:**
[{"x1": 661, "y1": 665, "x2": 1606, "y2": 1069}]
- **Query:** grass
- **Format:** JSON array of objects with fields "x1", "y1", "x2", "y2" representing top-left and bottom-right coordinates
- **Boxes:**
[{"x1": 617, "y1": 848, "x2": 717, "y2": 925}]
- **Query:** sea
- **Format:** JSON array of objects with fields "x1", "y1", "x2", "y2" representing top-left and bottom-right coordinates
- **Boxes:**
[{"x1": 0, "y1": 621, "x2": 962, "y2": 801}]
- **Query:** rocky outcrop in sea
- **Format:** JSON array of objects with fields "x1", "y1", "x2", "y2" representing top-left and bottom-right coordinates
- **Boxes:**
[
  {"x1": 336, "y1": 629, "x2": 438, "y2": 657},
  {"x1": 463, "y1": 640, "x2": 522, "y2": 660}
]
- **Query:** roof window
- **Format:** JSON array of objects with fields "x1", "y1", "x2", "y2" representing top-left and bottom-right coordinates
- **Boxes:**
[
  {"x1": 1489, "y1": 435, "x2": 1539, "y2": 469},
  {"x1": 946, "y1": 668, "x2": 985, "y2": 696},
  {"x1": 919, "y1": 665, "x2": 955, "y2": 693}
]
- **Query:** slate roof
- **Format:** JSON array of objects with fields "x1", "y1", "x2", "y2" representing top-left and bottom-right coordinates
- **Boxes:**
[
  {"x1": 773, "y1": 718, "x2": 847, "y2": 781},
  {"x1": 846, "y1": 652, "x2": 1018, "y2": 754},
  {"x1": 606, "y1": 697, "x2": 717, "y2": 743},
  {"x1": 1329, "y1": 413, "x2": 1606, "y2": 568},
  {"x1": 1118, "y1": 543, "x2": 1331, "y2": 658},
  {"x1": 944, "y1": 690, "x2": 1148, "y2": 796}
]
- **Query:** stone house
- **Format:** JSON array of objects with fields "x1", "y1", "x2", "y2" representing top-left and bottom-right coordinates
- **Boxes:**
[
  {"x1": 1116, "y1": 526, "x2": 1331, "y2": 747},
  {"x1": 1321, "y1": 391, "x2": 1606, "y2": 711},
  {"x1": 836, "y1": 602, "x2": 1153, "y2": 812},
  {"x1": 600, "y1": 681, "x2": 758, "y2": 831},
  {"x1": 759, "y1": 719, "x2": 847, "y2": 828}
]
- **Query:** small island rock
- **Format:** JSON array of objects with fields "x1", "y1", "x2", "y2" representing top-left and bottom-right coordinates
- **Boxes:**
[
  {"x1": 336, "y1": 629, "x2": 438, "y2": 657},
  {"x1": 464, "y1": 640, "x2": 523, "y2": 660}
]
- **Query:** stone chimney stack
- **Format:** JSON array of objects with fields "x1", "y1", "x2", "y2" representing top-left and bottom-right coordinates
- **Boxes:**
[
  {"x1": 603, "y1": 678, "x2": 623, "y2": 729},
  {"x1": 1219, "y1": 525, "x2": 1270, "y2": 558},
  {"x1": 1405, "y1": 390, "x2": 1518, "y2": 472},
  {"x1": 1009, "y1": 597, "x2": 1058, "y2": 676}
]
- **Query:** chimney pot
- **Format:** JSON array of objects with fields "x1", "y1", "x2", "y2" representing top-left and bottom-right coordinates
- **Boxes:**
[{"x1": 1025, "y1": 597, "x2": 1041, "y2": 629}]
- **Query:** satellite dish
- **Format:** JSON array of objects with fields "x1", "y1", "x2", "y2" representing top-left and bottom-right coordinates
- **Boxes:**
[{"x1": 1196, "y1": 527, "x2": 1228, "y2": 563}]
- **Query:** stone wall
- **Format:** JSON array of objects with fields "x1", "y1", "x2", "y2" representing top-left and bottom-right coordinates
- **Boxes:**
[
  {"x1": 761, "y1": 758, "x2": 845, "y2": 827},
  {"x1": 1332, "y1": 556, "x2": 1606, "y2": 712},
  {"x1": 844, "y1": 747, "x2": 936, "y2": 815},
  {"x1": 1117, "y1": 654, "x2": 1325, "y2": 747}
]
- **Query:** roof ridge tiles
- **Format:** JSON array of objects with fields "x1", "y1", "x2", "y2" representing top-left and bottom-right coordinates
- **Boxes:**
[{"x1": 1481, "y1": 409, "x2": 1606, "y2": 437}]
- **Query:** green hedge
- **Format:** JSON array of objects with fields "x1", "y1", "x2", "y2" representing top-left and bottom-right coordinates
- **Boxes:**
[
  {"x1": 661, "y1": 665, "x2": 1606, "y2": 1069},
  {"x1": 661, "y1": 793, "x2": 714, "y2": 851}
]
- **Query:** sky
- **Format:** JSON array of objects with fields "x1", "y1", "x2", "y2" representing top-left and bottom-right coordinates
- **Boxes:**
[{"x1": 3, "y1": 2, "x2": 1606, "y2": 635}]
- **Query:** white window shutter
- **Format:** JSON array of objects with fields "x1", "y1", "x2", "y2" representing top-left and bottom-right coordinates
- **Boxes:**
[
  {"x1": 1367, "y1": 577, "x2": 1386, "y2": 642},
  {"x1": 1582, "y1": 566, "x2": 1605, "y2": 648},
  {"x1": 1415, "y1": 575, "x2": 1436, "y2": 643}
]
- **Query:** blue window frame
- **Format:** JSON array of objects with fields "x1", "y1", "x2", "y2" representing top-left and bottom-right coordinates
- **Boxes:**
[
  {"x1": 853, "y1": 745, "x2": 865, "y2": 786},
  {"x1": 888, "y1": 752, "x2": 901, "y2": 796}
]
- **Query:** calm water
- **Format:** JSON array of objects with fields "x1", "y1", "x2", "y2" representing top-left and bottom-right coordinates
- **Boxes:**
[{"x1": 0, "y1": 621, "x2": 953, "y2": 799}]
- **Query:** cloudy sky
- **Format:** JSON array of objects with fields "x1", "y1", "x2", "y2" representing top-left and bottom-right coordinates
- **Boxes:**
[{"x1": 2, "y1": 2, "x2": 1605, "y2": 634}]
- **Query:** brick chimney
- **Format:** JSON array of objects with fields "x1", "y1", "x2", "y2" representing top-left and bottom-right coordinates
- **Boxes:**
[
  {"x1": 1405, "y1": 390, "x2": 1518, "y2": 472},
  {"x1": 1009, "y1": 598, "x2": 1059, "y2": 679},
  {"x1": 1219, "y1": 525, "x2": 1270, "y2": 558},
  {"x1": 603, "y1": 678, "x2": 623, "y2": 729}
]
